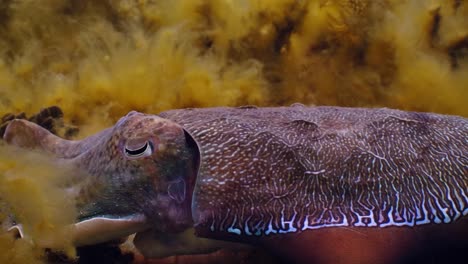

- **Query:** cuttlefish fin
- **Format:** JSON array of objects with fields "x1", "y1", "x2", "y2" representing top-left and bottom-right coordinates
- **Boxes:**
[
  {"x1": 3, "y1": 119, "x2": 110, "y2": 159},
  {"x1": 73, "y1": 214, "x2": 149, "y2": 246}
]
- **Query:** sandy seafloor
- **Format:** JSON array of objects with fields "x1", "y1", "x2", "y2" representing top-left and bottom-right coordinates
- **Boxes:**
[{"x1": 0, "y1": 0, "x2": 467, "y2": 263}]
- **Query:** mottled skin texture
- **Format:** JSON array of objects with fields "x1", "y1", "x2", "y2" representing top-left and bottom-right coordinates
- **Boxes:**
[
  {"x1": 159, "y1": 105, "x2": 468, "y2": 263},
  {"x1": 3, "y1": 105, "x2": 468, "y2": 263}
]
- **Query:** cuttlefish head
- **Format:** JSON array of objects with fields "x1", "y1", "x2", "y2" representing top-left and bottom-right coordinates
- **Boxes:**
[
  {"x1": 3, "y1": 111, "x2": 200, "y2": 246},
  {"x1": 74, "y1": 111, "x2": 200, "y2": 243}
]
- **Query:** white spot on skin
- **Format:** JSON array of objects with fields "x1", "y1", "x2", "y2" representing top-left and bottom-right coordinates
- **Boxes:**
[
  {"x1": 227, "y1": 227, "x2": 242, "y2": 235},
  {"x1": 305, "y1": 169, "x2": 326, "y2": 175}
]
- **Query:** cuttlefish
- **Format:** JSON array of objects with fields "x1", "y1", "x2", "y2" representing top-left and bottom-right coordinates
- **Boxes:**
[{"x1": 3, "y1": 105, "x2": 468, "y2": 264}]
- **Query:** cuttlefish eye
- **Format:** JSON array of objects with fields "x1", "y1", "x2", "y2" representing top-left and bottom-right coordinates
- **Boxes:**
[{"x1": 124, "y1": 138, "x2": 154, "y2": 159}]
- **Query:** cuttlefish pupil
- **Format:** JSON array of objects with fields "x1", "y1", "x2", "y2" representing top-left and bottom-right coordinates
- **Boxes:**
[{"x1": 124, "y1": 139, "x2": 154, "y2": 158}]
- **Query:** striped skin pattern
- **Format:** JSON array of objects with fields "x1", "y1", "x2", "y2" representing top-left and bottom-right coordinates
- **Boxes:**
[{"x1": 160, "y1": 105, "x2": 468, "y2": 238}]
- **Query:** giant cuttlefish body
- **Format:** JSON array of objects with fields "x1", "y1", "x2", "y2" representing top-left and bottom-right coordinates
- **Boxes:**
[{"x1": 3, "y1": 105, "x2": 468, "y2": 263}]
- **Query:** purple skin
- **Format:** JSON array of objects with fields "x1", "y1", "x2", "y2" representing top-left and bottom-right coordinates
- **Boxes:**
[
  {"x1": 159, "y1": 105, "x2": 468, "y2": 263},
  {"x1": 160, "y1": 106, "x2": 467, "y2": 236},
  {"x1": 3, "y1": 105, "x2": 468, "y2": 263},
  {"x1": 3, "y1": 111, "x2": 198, "y2": 245}
]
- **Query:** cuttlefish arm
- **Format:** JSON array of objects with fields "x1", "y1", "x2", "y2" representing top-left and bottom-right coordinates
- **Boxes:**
[
  {"x1": 6, "y1": 215, "x2": 148, "y2": 248},
  {"x1": 72, "y1": 215, "x2": 149, "y2": 246},
  {"x1": 3, "y1": 119, "x2": 112, "y2": 159},
  {"x1": 133, "y1": 228, "x2": 250, "y2": 258},
  {"x1": 2, "y1": 112, "x2": 199, "y2": 251}
]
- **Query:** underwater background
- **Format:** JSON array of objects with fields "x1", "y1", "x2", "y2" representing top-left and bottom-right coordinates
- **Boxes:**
[{"x1": 0, "y1": 0, "x2": 466, "y2": 263}]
